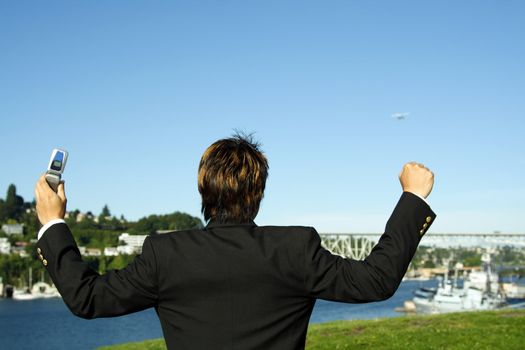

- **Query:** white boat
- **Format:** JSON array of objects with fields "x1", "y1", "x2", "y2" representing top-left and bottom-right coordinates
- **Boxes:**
[
  {"x1": 412, "y1": 254, "x2": 506, "y2": 314},
  {"x1": 32, "y1": 282, "x2": 61, "y2": 298},
  {"x1": 12, "y1": 288, "x2": 40, "y2": 300},
  {"x1": 12, "y1": 268, "x2": 61, "y2": 300}
]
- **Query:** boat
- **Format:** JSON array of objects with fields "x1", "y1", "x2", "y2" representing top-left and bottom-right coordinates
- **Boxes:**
[
  {"x1": 12, "y1": 267, "x2": 61, "y2": 300},
  {"x1": 411, "y1": 254, "x2": 506, "y2": 314},
  {"x1": 413, "y1": 287, "x2": 437, "y2": 299},
  {"x1": 501, "y1": 276, "x2": 525, "y2": 304},
  {"x1": 12, "y1": 288, "x2": 40, "y2": 300}
]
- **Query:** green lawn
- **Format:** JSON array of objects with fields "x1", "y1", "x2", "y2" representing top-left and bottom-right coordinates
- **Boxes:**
[{"x1": 98, "y1": 309, "x2": 525, "y2": 350}]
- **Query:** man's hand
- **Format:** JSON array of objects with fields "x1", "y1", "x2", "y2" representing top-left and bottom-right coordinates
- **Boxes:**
[
  {"x1": 35, "y1": 174, "x2": 67, "y2": 225},
  {"x1": 399, "y1": 162, "x2": 434, "y2": 199}
]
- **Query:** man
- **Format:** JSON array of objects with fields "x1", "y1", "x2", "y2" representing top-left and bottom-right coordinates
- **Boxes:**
[{"x1": 35, "y1": 134, "x2": 435, "y2": 349}]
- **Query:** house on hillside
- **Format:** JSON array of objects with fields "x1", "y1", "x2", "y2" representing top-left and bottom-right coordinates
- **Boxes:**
[
  {"x1": 117, "y1": 233, "x2": 147, "y2": 255},
  {"x1": 85, "y1": 248, "x2": 102, "y2": 257},
  {"x1": 0, "y1": 238, "x2": 11, "y2": 254},
  {"x1": 1, "y1": 224, "x2": 24, "y2": 236},
  {"x1": 104, "y1": 247, "x2": 119, "y2": 256}
]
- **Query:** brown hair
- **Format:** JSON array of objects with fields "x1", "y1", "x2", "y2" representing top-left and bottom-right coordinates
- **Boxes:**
[{"x1": 198, "y1": 133, "x2": 269, "y2": 223}]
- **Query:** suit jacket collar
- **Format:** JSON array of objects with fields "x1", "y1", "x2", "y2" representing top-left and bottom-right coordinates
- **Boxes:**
[{"x1": 205, "y1": 219, "x2": 257, "y2": 229}]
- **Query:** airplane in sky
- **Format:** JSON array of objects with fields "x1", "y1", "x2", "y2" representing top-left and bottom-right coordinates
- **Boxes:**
[{"x1": 392, "y1": 112, "x2": 409, "y2": 120}]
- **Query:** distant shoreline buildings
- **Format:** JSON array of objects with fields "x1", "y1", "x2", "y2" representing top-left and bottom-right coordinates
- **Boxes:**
[{"x1": 77, "y1": 233, "x2": 148, "y2": 257}]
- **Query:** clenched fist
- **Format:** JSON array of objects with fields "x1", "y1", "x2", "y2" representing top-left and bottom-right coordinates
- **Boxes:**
[
  {"x1": 399, "y1": 162, "x2": 434, "y2": 199},
  {"x1": 35, "y1": 174, "x2": 67, "y2": 225}
]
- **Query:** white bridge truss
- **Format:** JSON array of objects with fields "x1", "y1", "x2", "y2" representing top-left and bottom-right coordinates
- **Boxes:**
[{"x1": 319, "y1": 233, "x2": 525, "y2": 260}]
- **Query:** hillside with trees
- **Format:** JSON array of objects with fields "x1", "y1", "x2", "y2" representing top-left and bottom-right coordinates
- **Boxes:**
[{"x1": 0, "y1": 183, "x2": 203, "y2": 287}]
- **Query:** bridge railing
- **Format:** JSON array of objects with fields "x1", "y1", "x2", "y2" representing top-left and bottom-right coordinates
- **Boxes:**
[{"x1": 319, "y1": 233, "x2": 525, "y2": 259}]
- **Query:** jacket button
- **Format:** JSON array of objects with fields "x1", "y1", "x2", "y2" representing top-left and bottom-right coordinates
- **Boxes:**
[
  {"x1": 426, "y1": 216, "x2": 432, "y2": 223},
  {"x1": 420, "y1": 229, "x2": 425, "y2": 235},
  {"x1": 43, "y1": 259, "x2": 48, "y2": 266},
  {"x1": 39, "y1": 254, "x2": 44, "y2": 261},
  {"x1": 37, "y1": 247, "x2": 42, "y2": 254},
  {"x1": 423, "y1": 223, "x2": 428, "y2": 229}
]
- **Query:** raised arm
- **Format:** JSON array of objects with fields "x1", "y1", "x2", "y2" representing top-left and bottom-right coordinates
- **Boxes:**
[
  {"x1": 304, "y1": 162, "x2": 436, "y2": 302},
  {"x1": 34, "y1": 175, "x2": 158, "y2": 319}
]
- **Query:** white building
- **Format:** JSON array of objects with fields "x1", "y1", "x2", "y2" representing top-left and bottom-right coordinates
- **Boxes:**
[
  {"x1": 104, "y1": 247, "x2": 119, "y2": 256},
  {"x1": 1, "y1": 223, "x2": 24, "y2": 235},
  {"x1": 85, "y1": 248, "x2": 102, "y2": 257},
  {"x1": 117, "y1": 245, "x2": 136, "y2": 255},
  {"x1": 118, "y1": 233, "x2": 147, "y2": 255},
  {"x1": 0, "y1": 238, "x2": 11, "y2": 254}
]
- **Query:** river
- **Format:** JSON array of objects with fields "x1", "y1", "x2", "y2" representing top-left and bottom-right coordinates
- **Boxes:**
[{"x1": 0, "y1": 279, "x2": 437, "y2": 350}]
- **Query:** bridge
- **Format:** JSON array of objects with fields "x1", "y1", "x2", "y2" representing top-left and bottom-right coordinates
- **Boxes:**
[{"x1": 318, "y1": 232, "x2": 525, "y2": 260}]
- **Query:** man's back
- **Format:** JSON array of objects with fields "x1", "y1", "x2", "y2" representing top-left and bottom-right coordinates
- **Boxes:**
[{"x1": 154, "y1": 222, "x2": 314, "y2": 349}]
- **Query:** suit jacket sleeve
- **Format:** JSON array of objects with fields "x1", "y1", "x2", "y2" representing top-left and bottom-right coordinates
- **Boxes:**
[
  {"x1": 35, "y1": 223, "x2": 158, "y2": 319},
  {"x1": 304, "y1": 191, "x2": 436, "y2": 302}
]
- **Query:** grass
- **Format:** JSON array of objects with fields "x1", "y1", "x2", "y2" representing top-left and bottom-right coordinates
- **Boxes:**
[{"x1": 98, "y1": 309, "x2": 525, "y2": 350}]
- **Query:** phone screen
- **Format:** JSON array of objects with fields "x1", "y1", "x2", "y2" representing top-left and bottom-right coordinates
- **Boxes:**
[{"x1": 51, "y1": 152, "x2": 64, "y2": 171}]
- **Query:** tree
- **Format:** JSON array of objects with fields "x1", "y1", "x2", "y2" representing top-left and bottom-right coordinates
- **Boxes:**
[
  {"x1": 98, "y1": 204, "x2": 112, "y2": 224},
  {"x1": 423, "y1": 260, "x2": 436, "y2": 268},
  {"x1": 464, "y1": 256, "x2": 482, "y2": 267},
  {"x1": 101, "y1": 204, "x2": 111, "y2": 218},
  {"x1": 4, "y1": 184, "x2": 25, "y2": 221},
  {"x1": 0, "y1": 198, "x2": 5, "y2": 222},
  {"x1": 132, "y1": 211, "x2": 203, "y2": 234}
]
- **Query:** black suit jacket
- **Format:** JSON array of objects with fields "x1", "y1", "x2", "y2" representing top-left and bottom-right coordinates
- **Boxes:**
[{"x1": 36, "y1": 192, "x2": 435, "y2": 349}]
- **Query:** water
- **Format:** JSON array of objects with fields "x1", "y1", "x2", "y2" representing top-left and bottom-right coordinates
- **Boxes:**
[
  {"x1": 311, "y1": 279, "x2": 437, "y2": 323},
  {"x1": 0, "y1": 280, "x2": 437, "y2": 350}
]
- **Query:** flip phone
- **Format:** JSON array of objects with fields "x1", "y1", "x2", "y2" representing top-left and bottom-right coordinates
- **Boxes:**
[{"x1": 45, "y1": 148, "x2": 68, "y2": 192}]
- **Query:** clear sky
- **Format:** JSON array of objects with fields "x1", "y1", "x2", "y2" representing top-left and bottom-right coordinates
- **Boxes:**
[{"x1": 1, "y1": 1, "x2": 524, "y2": 233}]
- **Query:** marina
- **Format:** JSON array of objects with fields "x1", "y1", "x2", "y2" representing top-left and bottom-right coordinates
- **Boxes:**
[
  {"x1": 4, "y1": 267, "x2": 61, "y2": 300},
  {"x1": 400, "y1": 254, "x2": 525, "y2": 314}
]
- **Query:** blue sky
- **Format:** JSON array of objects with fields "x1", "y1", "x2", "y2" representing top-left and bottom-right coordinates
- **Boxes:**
[{"x1": 1, "y1": 1, "x2": 524, "y2": 233}]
